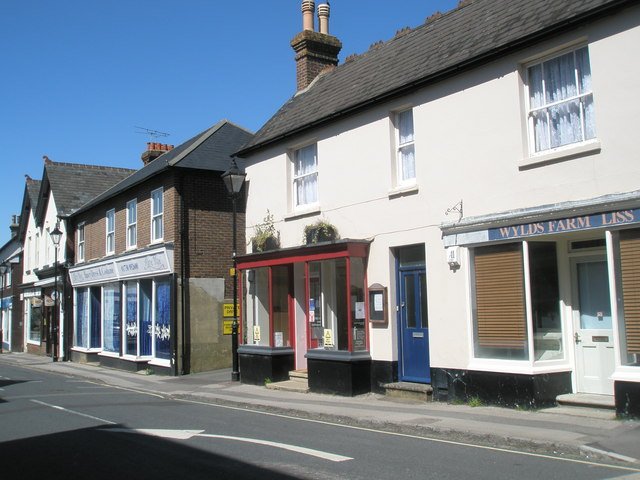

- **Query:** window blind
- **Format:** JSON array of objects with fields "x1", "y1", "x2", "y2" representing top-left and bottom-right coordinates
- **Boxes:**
[
  {"x1": 620, "y1": 228, "x2": 640, "y2": 356},
  {"x1": 474, "y1": 243, "x2": 527, "y2": 349}
]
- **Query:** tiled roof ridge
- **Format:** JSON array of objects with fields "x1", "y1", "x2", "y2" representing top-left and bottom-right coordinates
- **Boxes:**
[
  {"x1": 347, "y1": 0, "x2": 476, "y2": 63},
  {"x1": 46, "y1": 160, "x2": 136, "y2": 173}
]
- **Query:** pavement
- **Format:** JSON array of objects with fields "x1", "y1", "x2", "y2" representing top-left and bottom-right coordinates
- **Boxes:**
[{"x1": 1, "y1": 352, "x2": 639, "y2": 469}]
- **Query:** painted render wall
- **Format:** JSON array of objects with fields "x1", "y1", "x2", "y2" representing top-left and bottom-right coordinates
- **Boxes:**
[{"x1": 243, "y1": 7, "x2": 640, "y2": 371}]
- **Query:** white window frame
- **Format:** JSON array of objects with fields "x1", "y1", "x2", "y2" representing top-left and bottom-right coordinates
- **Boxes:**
[
  {"x1": 77, "y1": 222, "x2": 85, "y2": 262},
  {"x1": 126, "y1": 199, "x2": 137, "y2": 249},
  {"x1": 524, "y1": 45, "x2": 597, "y2": 160},
  {"x1": 151, "y1": 188, "x2": 164, "y2": 242},
  {"x1": 395, "y1": 108, "x2": 416, "y2": 187},
  {"x1": 292, "y1": 143, "x2": 319, "y2": 210},
  {"x1": 106, "y1": 209, "x2": 115, "y2": 255}
]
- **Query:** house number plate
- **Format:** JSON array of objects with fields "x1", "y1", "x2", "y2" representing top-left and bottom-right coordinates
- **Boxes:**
[
  {"x1": 412, "y1": 332, "x2": 424, "y2": 338},
  {"x1": 592, "y1": 336, "x2": 609, "y2": 342}
]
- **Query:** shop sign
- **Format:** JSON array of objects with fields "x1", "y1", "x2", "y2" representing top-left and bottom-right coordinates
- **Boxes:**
[
  {"x1": 23, "y1": 289, "x2": 41, "y2": 298},
  {"x1": 70, "y1": 262, "x2": 117, "y2": 285},
  {"x1": 488, "y1": 208, "x2": 640, "y2": 241},
  {"x1": 44, "y1": 295, "x2": 55, "y2": 307},
  {"x1": 116, "y1": 251, "x2": 170, "y2": 278}
]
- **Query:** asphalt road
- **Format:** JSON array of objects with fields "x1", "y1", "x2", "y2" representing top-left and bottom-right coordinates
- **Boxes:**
[{"x1": 0, "y1": 363, "x2": 636, "y2": 480}]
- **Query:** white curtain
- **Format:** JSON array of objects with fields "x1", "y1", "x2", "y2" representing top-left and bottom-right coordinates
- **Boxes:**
[
  {"x1": 529, "y1": 47, "x2": 594, "y2": 153},
  {"x1": 294, "y1": 145, "x2": 318, "y2": 206}
]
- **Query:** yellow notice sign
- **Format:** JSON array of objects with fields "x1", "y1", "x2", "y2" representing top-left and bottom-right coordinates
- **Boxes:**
[
  {"x1": 223, "y1": 320, "x2": 233, "y2": 335},
  {"x1": 323, "y1": 329, "x2": 333, "y2": 347},
  {"x1": 223, "y1": 303, "x2": 239, "y2": 317}
]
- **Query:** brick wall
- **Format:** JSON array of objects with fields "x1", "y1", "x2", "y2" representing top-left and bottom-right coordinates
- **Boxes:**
[
  {"x1": 73, "y1": 174, "x2": 177, "y2": 263},
  {"x1": 174, "y1": 171, "x2": 246, "y2": 299}
]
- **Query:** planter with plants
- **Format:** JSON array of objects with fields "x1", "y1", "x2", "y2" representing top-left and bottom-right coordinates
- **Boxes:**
[
  {"x1": 250, "y1": 211, "x2": 280, "y2": 252},
  {"x1": 303, "y1": 220, "x2": 339, "y2": 245}
]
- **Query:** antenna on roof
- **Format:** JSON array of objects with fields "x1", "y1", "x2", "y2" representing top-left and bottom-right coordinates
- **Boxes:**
[{"x1": 135, "y1": 126, "x2": 170, "y2": 142}]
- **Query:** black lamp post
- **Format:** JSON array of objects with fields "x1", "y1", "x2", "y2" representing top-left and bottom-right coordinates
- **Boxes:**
[
  {"x1": 0, "y1": 264, "x2": 6, "y2": 352},
  {"x1": 222, "y1": 158, "x2": 246, "y2": 382},
  {"x1": 50, "y1": 225, "x2": 62, "y2": 362}
]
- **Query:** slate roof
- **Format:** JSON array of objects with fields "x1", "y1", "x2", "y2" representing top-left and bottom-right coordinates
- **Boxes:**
[
  {"x1": 237, "y1": 0, "x2": 633, "y2": 156},
  {"x1": 43, "y1": 162, "x2": 136, "y2": 218},
  {"x1": 71, "y1": 119, "x2": 253, "y2": 217},
  {"x1": 26, "y1": 178, "x2": 41, "y2": 215}
]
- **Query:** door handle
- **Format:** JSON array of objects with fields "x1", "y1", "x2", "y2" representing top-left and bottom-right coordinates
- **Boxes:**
[{"x1": 574, "y1": 332, "x2": 581, "y2": 344}]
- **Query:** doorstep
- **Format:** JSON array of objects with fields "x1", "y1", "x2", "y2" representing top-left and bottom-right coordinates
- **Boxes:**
[
  {"x1": 556, "y1": 392, "x2": 616, "y2": 409},
  {"x1": 383, "y1": 381, "x2": 433, "y2": 403}
]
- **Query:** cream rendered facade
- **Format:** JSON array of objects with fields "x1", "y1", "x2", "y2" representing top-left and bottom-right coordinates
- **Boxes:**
[
  {"x1": 22, "y1": 192, "x2": 67, "y2": 357},
  {"x1": 241, "y1": 5, "x2": 640, "y2": 411}
]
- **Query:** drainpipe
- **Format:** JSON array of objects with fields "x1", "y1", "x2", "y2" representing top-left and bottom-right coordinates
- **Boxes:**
[{"x1": 179, "y1": 173, "x2": 188, "y2": 375}]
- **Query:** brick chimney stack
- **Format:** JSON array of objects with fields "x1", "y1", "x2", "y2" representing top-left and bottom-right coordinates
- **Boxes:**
[
  {"x1": 141, "y1": 142, "x2": 174, "y2": 166},
  {"x1": 291, "y1": 1, "x2": 342, "y2": 92}
]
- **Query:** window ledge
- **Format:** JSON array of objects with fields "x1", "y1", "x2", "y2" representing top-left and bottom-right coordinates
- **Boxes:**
[
  {"x1": 284, "y1": 206, "x2": 321, "y2": 221},
  {"x1": 148, "y1": 358, "x2": 171, "y2": 368},
  {"x1": 519, "y1": 140, "x2": 601, "y2": 168},
  {"x1": 388, "y1": 184, "x2": 419, "y2": 198}
]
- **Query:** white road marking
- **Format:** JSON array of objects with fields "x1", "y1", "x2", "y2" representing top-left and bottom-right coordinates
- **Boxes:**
[
  {"x1": 30, "y1": 399, "x2": 116, "y2": 425},
  {"x1": 106, "y1": 428, "x2": 353, "y2": 462},
  {"x1": 177, "y1": 397, "x2": 640, "y2": 473}
]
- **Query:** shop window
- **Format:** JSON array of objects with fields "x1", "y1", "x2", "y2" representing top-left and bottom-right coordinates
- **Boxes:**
[
  {"x1": 124, "y1": 280, "x2": 153, "y2": 357},
  {"x1": 529, "y1": 242, "x2": 563, "y2": 361},
  {"x1": 154, "y1": 278, "x2": 171, "y2": 360},
  {"x1": 473, "y1": 243, "x2": 528, "y2": 360},
  {"x1": 28, "y1": 298, "x2": 42, "y2": 343},
  {"x1": 74, "y1": 287, "x2": 102, "y2": 349},
  {"x1": 618, "y1": 228, "x2": 640, "y2": 366},
  {"x1": 272, "y1": 266, "x2": 291, "y2": 347},
  {"x1": 124, "y1": 282, "x2": 138, "y2": 356},
  {"x1": 473, "y1": 241, "x2": 563, "y2": 362},
  {"x1": 139, "y1": 280, "x2": 153, "y2": 356},
  {"x1": 245, "y1": 268, "x2": 272, "y2": 346},
  {"x1": 350, "y1": 257, "x2": 367, "y2": 351},
  {"x1": 102, "y1": 283, "x2": 121, "y2": 354}
]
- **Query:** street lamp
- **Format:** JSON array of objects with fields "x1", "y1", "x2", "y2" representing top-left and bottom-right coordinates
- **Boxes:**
[
  {"x1": 222, "y1": 158, "x2": 246, "y2": 382},
  {"x1": 50, "y1": 225, "x2": 62, "y2": 362},
  {"x1": 0, "y1": 264, "x2": 7, "y2": 353}
]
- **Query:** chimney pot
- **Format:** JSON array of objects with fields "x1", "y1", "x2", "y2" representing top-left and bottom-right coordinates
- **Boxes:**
[
  {"x1": 318, "y1": 3, "x2": 330, "y2": 34},
  {"x1": 302, "y1": 0, "x2": 315, "y2": 31}
]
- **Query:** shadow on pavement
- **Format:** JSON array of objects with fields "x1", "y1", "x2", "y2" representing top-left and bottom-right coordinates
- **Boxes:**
[{"x1": 1, "y1": 424, "x2": 305, "y2": 480}]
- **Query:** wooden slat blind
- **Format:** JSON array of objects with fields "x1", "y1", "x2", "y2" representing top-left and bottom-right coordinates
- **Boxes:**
[
  {"x1": 620, "y1": 228, "x2": 640, "y2": 356},
  {"x1": 474, "y1": 243, "x2": 527, "y2": 349}
]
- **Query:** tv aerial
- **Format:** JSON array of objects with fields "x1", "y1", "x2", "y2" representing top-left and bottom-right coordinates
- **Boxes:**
[{"x1": 135, "y1": 126, "x2": 171, "y2": 143}]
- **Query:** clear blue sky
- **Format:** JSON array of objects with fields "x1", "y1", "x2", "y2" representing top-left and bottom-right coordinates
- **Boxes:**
[{"x1": 0, "y1": 0, "x2": 458, "y2": 246}]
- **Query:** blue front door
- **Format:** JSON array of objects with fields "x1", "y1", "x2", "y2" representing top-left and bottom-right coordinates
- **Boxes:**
[{"x1": 399, "y1": 267, "x2": 430, "y2": 383}]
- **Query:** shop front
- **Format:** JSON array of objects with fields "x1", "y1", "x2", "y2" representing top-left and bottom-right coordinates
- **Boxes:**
[
  {"x1": 68, "y1": 246, "x2": 175, "y2": 374},
  {"x1": 440, "y1": 195, "x2": 640, "y2": 415},
  {"x1": 236, "y1": 240, "x2": 371, "y2": 395}
]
